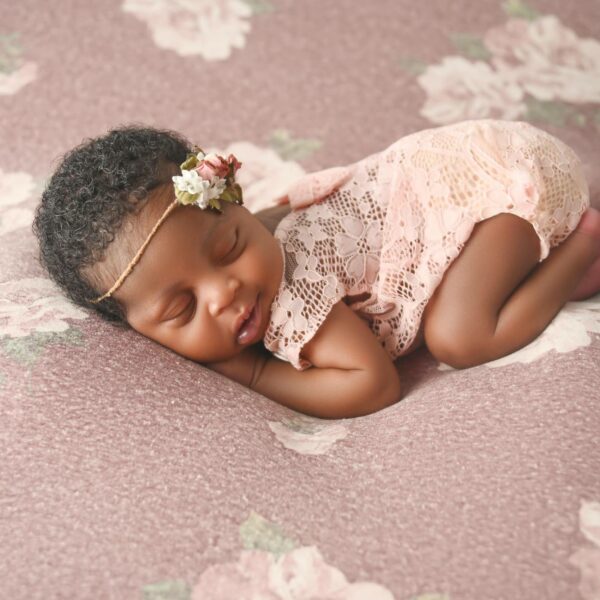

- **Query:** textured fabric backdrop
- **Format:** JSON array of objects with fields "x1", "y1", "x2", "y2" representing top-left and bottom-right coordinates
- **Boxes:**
[{"x1": 1, "y1": 1, "x2": 599, "y2": 599}]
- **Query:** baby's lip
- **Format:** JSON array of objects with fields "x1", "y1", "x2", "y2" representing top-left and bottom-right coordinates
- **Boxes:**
[
  {"x1": 234, "y1": 302, "x2": 254, "y2": 336},
  {"x1": 234, "y1": 297, "x2": 259, "y2": 344}
]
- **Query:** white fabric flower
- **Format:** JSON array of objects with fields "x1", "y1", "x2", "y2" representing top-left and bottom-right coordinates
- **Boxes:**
[
  {"x1": 207, "y1": 177, "x2": 226, "y2": 199},
  {"x1": 194, "y1": 189, "x2": 210, "y2": 209},
  {"x1": 173, "y1": 169, "x2": 203, "y2": 194}
]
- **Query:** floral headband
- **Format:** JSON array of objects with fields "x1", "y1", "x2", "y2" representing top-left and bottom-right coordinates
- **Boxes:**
[{"x1": 91, "y1": 148, "x2": 243, "y2": 304}]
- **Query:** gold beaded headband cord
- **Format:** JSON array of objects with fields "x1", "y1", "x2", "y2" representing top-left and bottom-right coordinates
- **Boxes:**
[{"x1": 90, "y1": 149, "x2": 243, "y2": 304}]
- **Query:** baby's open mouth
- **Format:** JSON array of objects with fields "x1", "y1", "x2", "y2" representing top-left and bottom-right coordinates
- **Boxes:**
[{"x1": 236, "y1": 296, "x2": 261, "y2": 345}]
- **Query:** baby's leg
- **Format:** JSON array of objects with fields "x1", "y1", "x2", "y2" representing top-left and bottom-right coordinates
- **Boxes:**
[{"x1": 422, "y1": 211, "x2": 600, "y2": 369}]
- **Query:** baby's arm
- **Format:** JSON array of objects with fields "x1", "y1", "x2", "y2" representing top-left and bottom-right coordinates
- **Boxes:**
[{"x1": 211, "y1": 301, "x2": 402, "y2": 418}]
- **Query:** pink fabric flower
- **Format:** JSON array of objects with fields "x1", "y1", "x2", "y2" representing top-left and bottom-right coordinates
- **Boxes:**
[
  {"x1": 227, "y1": 153, "x2": 242, "y2": 174},
  {"x1": 195, "y1": 154, "x2": 230, "y2": 180}
]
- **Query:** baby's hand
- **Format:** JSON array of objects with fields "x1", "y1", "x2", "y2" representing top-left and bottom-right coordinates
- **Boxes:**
[{"x1": 207, "y1": 345, "x2": 269, "y2": 388}]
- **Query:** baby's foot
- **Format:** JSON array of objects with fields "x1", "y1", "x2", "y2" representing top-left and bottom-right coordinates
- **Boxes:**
[
  {"x1": 576, "y1": 207, "x2": 600, "y2": 241},
  {"x1": 570, "y1": 207, "x2": 600, "y2": 300}
]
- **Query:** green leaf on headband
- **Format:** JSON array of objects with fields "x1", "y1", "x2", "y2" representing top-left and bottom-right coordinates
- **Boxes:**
[
  {"x1": 219, "y1": 184, "x2": 243, "y2": 205},
  {"x1": 208, "y1": 198, "x2": 222, "y2": 212},
  {"x1": 175, "y1": 190, "x2": 199, "y2": 205},
  {"x1": 180, "y1": 154, "x2": 199, "y2": 171}
]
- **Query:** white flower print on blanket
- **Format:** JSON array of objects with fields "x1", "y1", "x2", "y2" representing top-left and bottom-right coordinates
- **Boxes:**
[
  {"x1": 122, "y1": 0, "x2": 253, "y2": 61},
  {"x1": 0, "y1": 168, "x2": 36, "y2": 237},
  {"x1": 569, "y1": 500, "x2": 600, "y2": 600},
  {"x1": 191, "y1": 545, "x2": 394, "y2": 599},
  {"x1": 0, "y1": 278, "x2": 88, "y2": 339},
  {"x1": 268, "y1": 416, "x2": 349, "y2": 455},
  {"x1": 485, "y1": 16, "x2": 600, "y2": 104}
]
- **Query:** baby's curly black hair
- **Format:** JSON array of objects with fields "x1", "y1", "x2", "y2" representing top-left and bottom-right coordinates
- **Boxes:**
[{"x1": 33, "y1": 125, "x2": 191, "y2": 323}]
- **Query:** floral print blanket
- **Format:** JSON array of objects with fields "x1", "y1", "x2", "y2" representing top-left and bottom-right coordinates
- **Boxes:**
[{"x1": 1, "y1": 1, "x2": 599, "y2": 598}]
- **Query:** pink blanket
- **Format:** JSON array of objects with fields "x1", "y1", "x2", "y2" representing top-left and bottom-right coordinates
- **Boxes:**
[{"x1": 1, "y1": 0, "x2": 599, "y2": 598}]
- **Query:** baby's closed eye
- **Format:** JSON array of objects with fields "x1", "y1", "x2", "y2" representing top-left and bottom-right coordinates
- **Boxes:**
[
  {"x1": 163, "y1": 292, "x2": 196, "y2": 323},
  {"x1": 213, "y1": 228, "x2": 240, "y2": 263}
]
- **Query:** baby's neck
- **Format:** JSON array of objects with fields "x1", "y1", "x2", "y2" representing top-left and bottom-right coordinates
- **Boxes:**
[{"x1": 255, "y1": 204, "x2": 291, "y2": 235}]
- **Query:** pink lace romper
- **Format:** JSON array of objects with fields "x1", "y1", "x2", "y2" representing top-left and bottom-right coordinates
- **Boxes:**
[{"x1": 263, "y1": 120, "x2": 589, "y2": 370}]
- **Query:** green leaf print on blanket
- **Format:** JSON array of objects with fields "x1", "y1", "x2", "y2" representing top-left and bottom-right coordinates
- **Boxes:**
[
  {"x1": 450, "y1": 33, "x2": 492, "y2": 61},
  {"x1": 142, "y1": 580, "x2": 191, "y2": 600},
  {"x1": 502, "y1": 0, "x2": 541, "y2": 21},
  {"x1": 239, "y1": 511, "x2": 299, "y2": 556},
  {"x1": 1, "y1": 329, "x2": 85, "y2": 367},
  {"x1": 0, "y1": 32, "x2": 38, "y2": 94},
  {"x1": 269, "y1": 129, "x2": 323, "y2": 162}
]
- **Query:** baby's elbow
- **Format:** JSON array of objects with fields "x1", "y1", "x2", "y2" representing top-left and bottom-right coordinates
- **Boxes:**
[
  {"x1": 345, "y1": 369, "x2": 402, "y2": 418},
  {"x1": 374, "y1": 369, "x2": 403, "y2": 412}
]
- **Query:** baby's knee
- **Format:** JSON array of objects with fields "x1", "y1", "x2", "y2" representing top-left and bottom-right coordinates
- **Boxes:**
[{"x1": 424, "y1": 315, "x2": 487, "y2": 369}]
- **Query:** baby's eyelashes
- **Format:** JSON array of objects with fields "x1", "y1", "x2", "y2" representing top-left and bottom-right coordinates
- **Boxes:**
[
  {"x1": 214, "y1": 228, "x2": 239, "y2": 263},
  {"x1": 162, "y1": 293, "x2": 195, "y2": 324}
]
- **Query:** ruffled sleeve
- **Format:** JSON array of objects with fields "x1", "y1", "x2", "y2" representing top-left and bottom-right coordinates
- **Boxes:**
[
  {"x1": 278, "y1": 166, "x2": 352, "y2": 210},
  {"x1": 263, "y1": 215, "x2": 346, "y2": 370}
]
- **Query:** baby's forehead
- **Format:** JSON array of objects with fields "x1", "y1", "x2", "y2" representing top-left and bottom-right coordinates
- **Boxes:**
[{"x1": 116, "y1": 200, "x2": 248, "y2": 270}]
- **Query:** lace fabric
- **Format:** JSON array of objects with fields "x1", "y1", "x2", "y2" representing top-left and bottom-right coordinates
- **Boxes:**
[{"x1": 263, "y1": 120, "x2": 589, "y2": 370}]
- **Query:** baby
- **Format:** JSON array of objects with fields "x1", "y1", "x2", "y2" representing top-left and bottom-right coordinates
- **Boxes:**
[{"x1": 34, "y1": 121, "x2": 600, "y2": 418}]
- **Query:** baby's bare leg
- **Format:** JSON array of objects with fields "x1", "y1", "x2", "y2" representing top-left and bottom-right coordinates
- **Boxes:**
[{"x1": 423, "y1": 212, "x2": 598, "y2": 368}]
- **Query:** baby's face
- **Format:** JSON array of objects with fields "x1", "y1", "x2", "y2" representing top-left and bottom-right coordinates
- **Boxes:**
[{"x1": 113, "y1": 202, "x2": 283, "y2": 362}]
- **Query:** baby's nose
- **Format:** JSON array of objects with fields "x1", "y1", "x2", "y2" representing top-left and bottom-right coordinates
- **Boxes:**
[{"x1": 207, "y1": 275, "x2": 240, "y2": 316}]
